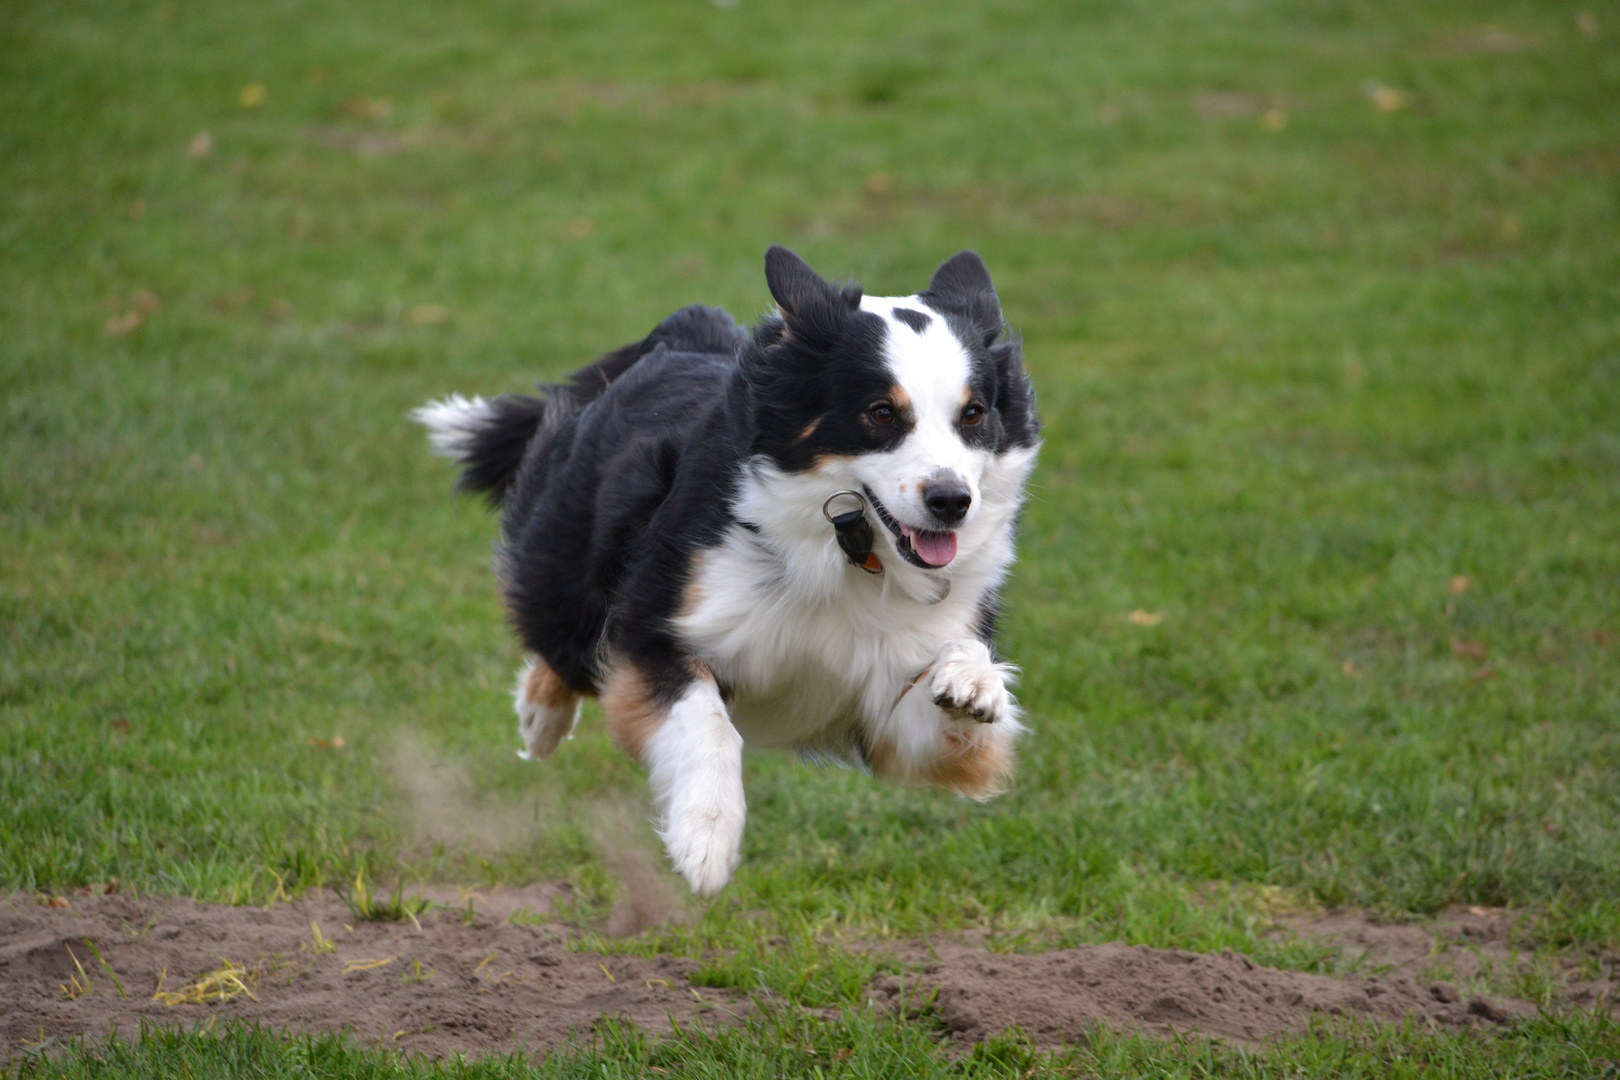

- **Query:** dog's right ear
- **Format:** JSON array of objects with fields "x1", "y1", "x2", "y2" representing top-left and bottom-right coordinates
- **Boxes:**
[{"x1": 765, "y1": 245, "x2": 861, "y2": 344}]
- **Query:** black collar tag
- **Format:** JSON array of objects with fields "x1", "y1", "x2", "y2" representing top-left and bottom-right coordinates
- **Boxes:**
[{"x1": 822, "y1": 490, "x2": 884, "y2": 575}]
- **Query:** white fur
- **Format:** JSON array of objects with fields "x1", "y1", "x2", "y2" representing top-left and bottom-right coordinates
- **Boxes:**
[
  {"x1": 644, "y1": 680, "x2": 746, "y2": 897},
  {"x1": 513, "y1": 658, "x2": 581, "y2": 761},
  {"x1": 411, "y1": 394, "x2": 495, "y2": 461}
]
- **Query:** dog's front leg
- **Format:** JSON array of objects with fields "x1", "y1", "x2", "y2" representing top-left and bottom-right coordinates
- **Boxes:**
[
  {"x1": 603, "y1": 663, "x2": 744, "y2": 897},
  {"x1": 869, "y1": 639, "x2": 1023, "y2": 800}
]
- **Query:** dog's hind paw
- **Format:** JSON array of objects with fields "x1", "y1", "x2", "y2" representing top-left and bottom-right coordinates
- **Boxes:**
[
  {"x1": 514, "y1": 659, "x2": 581, "y2": 760},
  {"x1": 929, "y1": 639, "x2": 1017, "y2": 726}
]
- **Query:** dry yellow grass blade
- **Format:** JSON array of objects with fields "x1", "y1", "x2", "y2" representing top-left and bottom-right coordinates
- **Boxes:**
[
  {"x1": 307, "y1": 921, "x2": 337, "y2": 954},
  {"x1": 153, "y1": 959, "x2": 259, "y2": 1005},
  {"x1": 342, "y1": 956, "x2": 396, "y2": 975}
]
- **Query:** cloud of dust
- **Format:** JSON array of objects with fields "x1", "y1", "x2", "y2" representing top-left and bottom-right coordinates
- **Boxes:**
[
  {"x1": 389, "y1": 735, "x2": 687, "y2": 935},
  {"x1": 390, "y1": 733, "x2": 537, "y2": 853},
  {"x1": 592, "y1": 799, "x2": 688, "y2": 937}
]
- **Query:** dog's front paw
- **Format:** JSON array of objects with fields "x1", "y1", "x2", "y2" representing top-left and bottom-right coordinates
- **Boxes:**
[
  {"x1": 661, "y1": 781, "x2": 746, "y2": 898},
  {"x1": 928, "y1": 639, "x2": 1016, "y2": 726}
]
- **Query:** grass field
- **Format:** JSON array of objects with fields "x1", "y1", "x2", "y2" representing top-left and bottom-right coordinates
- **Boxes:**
[{"x1": 4, "y1": 0, "x2": 1619, "y2": 1073}]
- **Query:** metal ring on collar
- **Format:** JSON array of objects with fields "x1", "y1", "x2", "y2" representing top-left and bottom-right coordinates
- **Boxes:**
[{"x1": 821, "y1": 489, "x2": 868, "y2": 523}]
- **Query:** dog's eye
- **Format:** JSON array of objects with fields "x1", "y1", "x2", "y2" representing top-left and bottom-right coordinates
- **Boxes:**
[
  {"x1": 961, "y1": 404, "x2": 985, "y2": 426},
  {"x1": 869, "y1": 404, "x2": 895, "y2": 425}
]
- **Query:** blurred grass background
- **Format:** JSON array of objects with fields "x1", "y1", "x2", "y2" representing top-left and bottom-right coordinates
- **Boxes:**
[{"x1": 3, "y1": 0, "x2": 1618, "y2": 984}]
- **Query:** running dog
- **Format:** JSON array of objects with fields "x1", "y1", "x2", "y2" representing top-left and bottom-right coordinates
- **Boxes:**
[{"x1": 414, "y1": 246, "x2": 1039, "y2": 895}]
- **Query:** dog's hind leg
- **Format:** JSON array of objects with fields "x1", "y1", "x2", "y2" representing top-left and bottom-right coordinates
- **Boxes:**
[
  {"x1": 603, "y1": 661, "x2": 744, "y2": 897},
  {"x1": 515, "y1": 657, "x2": 582, "y2": 761}
]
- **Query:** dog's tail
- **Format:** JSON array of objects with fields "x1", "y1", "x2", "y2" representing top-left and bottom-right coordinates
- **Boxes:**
[{"x1": 413, "y1": 305, "x2": 744, "y2": 506}]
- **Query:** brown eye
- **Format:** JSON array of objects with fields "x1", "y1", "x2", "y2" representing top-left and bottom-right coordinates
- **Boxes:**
[
  {"x1": 870, "y1": 404, "x2": 895, "y2": 425},
  {"x1": 962, "y1": 404, "x2": 985, "y2": 426}
]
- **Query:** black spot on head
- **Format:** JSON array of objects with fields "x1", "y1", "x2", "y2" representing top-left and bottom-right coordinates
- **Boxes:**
[{"x1": 890, "y1": 307, "x2": 932, "y2": 334}]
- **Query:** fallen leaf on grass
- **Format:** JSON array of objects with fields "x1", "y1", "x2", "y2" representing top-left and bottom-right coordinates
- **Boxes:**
[
  {"x1": 407, "y1": 304, "x2": 449, "y2": 326},
  {"x1": 307, "y1": 736, "x2": 346, "y2": 748},
  {"x1": 1260, "y1": 107, "x2": 1288, "y2": 132},
  {"x1": 105, "y1": 312, "x2": 144, "y2": 337},
  {"x1": 239, "y1": 83, "x2": 266, "y2": 109},
  {"x1": 1448, "y1": 574, "x2": 1472, "y2": 595},
  {"x1": 1364, "y1": 82, "x2": 1413, "y2": 113},
  {"x1": 47, "y1": 897, "x2": 71, "y2": 909},
  {"x1": 187, "y1": 131, "x2": 214, "y2": 159},
  {"x1": 342, "y1": 96, "x2": 394, "y2": 122},
  {"x1": 1127, "y1": 610, "x2": 1164, "y2": 627},
  {"x1": 1450, "y1": 636, "x2": 1487, "y2": 660},
  {"x1": 1340, "y1": 659, "x2": 1358, "y2": 675}
]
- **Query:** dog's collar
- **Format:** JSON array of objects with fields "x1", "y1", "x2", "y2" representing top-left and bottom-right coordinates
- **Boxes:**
[{"x1": 821, "y1": 490, "x2": 883, "y2": 574}]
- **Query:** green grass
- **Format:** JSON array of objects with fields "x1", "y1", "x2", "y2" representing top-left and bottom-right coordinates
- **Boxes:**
[
  {"x1": 4, "y1": 0, "x2": 1619, "y2": 1073},
  {"x1": 13, "y1": 1012, "x2": 1620, "y2": 1080}
]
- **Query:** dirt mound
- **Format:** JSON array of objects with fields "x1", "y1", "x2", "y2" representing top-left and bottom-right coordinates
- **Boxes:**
[
  {"x1": 1, "y1": 889, "x2": 738, "y2": 1061},
  {"x1": 877, "y1": 938, "x2": 1540, "y2": 1047},
  {"x1": 4, "y1": 892, "x2": 1580, "y2": 1062}
]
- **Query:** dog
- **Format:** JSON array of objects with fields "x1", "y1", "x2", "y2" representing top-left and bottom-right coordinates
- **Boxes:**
[{"x1": 414, "y1": 246, "x2": 1039, "y2": 896}]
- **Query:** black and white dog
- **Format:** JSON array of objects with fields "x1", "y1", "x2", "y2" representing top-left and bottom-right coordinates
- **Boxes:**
[{"x1": 415, "y1": 247, "x2": 1038, "y2": 896}]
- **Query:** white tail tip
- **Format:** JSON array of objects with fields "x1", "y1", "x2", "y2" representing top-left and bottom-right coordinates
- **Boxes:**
[{"x1": 410, "y1": 394, "x2": 493, "y2": 461}]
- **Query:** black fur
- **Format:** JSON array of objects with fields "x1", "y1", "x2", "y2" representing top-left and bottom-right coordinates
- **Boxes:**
[
  {"x1": 891, "y1": 307, "x2": 932, "y2": 333},
  {"x1": 436, "y1": 248, "x2": 1037, "y2": 704}
]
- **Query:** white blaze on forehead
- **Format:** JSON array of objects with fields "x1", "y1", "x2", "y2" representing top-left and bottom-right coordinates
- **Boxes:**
[{"x1": 859, "y1": 295, "x2": 973, "y2": 424}]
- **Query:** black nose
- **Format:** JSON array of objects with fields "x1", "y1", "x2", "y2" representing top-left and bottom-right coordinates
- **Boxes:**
[{"x1": 922, "y1": 478, "x2": 972, "y2": 525}]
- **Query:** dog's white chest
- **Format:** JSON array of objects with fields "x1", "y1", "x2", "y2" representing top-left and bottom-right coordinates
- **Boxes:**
[{"x1": 676, "y1": 528, "x2": 981, "y2": 749}]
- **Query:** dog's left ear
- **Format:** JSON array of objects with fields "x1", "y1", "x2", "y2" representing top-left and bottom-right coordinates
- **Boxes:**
[{"x1": 920, "y1": 250, "x2": 1002, "y2": 347}]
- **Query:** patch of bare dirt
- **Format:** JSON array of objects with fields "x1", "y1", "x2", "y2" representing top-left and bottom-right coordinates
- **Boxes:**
[
  {"x1": 877, "y1": 937, "x2": 1540, "y2": 1048},
  {"x1": 8, "y1": 895, "x2": 1609, "y2": 1062},
  {"x1": 1, "y1": 889, "x2": 739, "y2": 1062},
  {"x1": 1283, "y1": 906, "x2": 1617, "y2": 1014}
]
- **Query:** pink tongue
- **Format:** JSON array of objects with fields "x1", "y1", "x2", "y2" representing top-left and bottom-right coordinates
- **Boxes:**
[{"x1": 903, "y1": 526, "x2": 958, "y2": 567}]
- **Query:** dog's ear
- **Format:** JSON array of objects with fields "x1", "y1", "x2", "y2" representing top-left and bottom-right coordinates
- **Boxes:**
[
  {"x1": 765, "y1": 245, "x2": 861, "y2": 344},
  {"x1": 920, "y1": 250, "x2": 1002, "y2": 347}
]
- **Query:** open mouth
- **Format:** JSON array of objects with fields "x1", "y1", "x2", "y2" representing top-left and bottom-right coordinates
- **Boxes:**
[{"x1": 862, "y1": 487, "x2": 958, "y2": 569}]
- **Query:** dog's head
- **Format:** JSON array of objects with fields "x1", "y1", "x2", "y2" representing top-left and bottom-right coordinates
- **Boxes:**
[{"x1": 742, "y1": 246, "x2": 1039, "y2": 577}]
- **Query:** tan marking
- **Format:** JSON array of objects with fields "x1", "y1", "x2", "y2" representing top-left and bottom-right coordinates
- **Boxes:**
[
  {"x1": 960, "y1": 385, "x2": 973, "y2": 407},
  {"x1": 681, "y1": 553, "x2": 709, "y2": 620},
  {"x1": 869, "y1": 729, "x2": 1014, "y2": 800},
  {"x1": 889, "y1": 385, "x2": 912, "y2": 411},
  {"x1": 811, "y1": 452, "x2": 855, "y2": 472},
  {"x1": 601, "y1": 661, "x2": 663, "y2": 763},
  {"x1": 601, "y1": 659, "x2": 718, "y2": 763},
  {"x1": 795, "y1": 418, "x2": 821, "y2": 442},
  {"x1": 522, "y1": 658, "x2": 577, "y2": 711}
]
